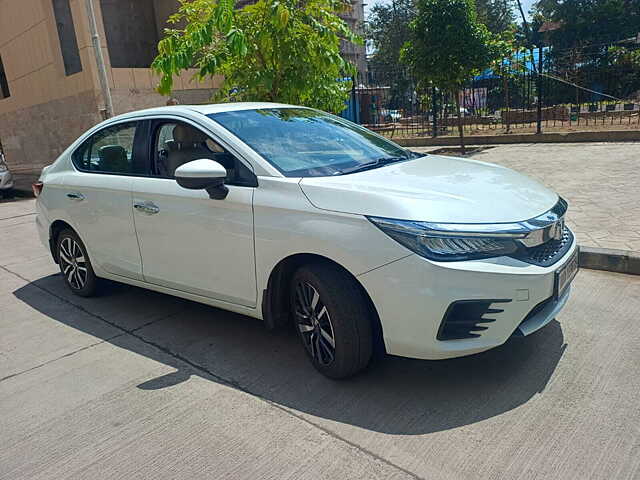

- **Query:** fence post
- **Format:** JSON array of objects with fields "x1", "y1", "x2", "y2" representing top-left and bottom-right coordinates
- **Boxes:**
[
  {"x1": 536, "y1": 45, "x2": 543, "y2": 134},
  {"x1": 432, "y1": 87, "x2": 438, "y2": 137},
  {"x1": 351, "y1": 75, "x2": 358, "y2": 124}
]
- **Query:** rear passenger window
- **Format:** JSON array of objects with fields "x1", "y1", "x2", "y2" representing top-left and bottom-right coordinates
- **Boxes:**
[{"x1": 72, "y1": 122, "x2": 141, "y2": 174}]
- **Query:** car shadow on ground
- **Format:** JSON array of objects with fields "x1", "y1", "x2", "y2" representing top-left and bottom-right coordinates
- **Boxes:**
[{"x1": 14, "y1": 273, "x2": 567, "y2": 435}]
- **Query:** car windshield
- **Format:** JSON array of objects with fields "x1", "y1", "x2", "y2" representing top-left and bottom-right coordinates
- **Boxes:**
[{"x1": 207, "y1": 108, "x2": 414, "y2": 177}]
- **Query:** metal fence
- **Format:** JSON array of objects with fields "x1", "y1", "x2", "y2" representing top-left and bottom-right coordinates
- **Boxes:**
[{"x1": 343, "y1": 43, "x2": 640, "y2": 138}]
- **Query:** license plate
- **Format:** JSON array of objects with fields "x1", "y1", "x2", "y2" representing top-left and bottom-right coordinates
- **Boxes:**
[{"x1": 555, "y1": 248, "x2": 579, "y2": 298}]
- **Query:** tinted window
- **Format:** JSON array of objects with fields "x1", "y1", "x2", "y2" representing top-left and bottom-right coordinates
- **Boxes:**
[
  {"x1": 150, "y1": 121, "x2": 256, "y2": 187},
  {"x1": 208, "y1": 108, "x2": 411, "y2": 177},
  {"x1": 52, "y1": 0, "x2": 82, "y2": 75},
  {"x1": 100, "y1": 0, "x2": 159, "y2": 68},
  {"x1": 72, "y1": 122, "x2": 141, "y2": 174},
  {"x1": 0, "y1": 55, "x2": 10, "y2": 99}
]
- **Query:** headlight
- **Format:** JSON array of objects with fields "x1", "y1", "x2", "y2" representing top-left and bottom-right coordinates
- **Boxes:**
[
  {"x1": 0, "y1": 161, "x2": 7, "y2": 173},
  {"x1": 368, "y1": 216, "x2": 525, "y2": 261}
]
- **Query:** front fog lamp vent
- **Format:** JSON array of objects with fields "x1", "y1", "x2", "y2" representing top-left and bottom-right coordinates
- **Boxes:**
[{"x1": 437, "y1": 299, "x2": 512, "y2": 340}]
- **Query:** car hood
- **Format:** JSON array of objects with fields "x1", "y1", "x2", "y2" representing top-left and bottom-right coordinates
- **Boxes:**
[{"x1": 298, "y1": 155, "x2": 559, "y2": 223}]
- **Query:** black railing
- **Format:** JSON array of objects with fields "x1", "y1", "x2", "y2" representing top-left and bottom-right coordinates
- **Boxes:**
[{"x1": 345, "y1": 44, "x2": 640, "y2": 138}]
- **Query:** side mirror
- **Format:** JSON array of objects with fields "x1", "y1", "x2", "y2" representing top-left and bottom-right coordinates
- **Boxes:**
[{"x1": 175, "y1": 159, "x2": 229, "y2": 200}]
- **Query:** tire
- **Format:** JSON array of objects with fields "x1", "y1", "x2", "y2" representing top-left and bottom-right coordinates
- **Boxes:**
[
  {"x1": 56, "y1": 229, "x2": 98, "y2": 297},
  {"x1": 290, "y1": 263, "x2": 373, "y2": 379}
]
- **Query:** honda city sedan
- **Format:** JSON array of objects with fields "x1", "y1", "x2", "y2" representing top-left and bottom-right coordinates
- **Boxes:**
[{"x1": 34, "y1": 103, "x2": 578, "y2": 378}]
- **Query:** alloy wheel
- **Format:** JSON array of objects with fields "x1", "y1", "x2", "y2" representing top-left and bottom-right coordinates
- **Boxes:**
[
  {"x1": 294, "y1": 281, "x2": 336, "y2": 365},
  {"x1": 59, "y1": 237, "x2": 88, "y2": 290}
]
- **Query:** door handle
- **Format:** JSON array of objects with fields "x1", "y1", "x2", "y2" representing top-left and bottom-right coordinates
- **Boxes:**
[
  {"x1": 133, "y1": 201, "x2": 160, "y2": 215},
  {"x1": 66, "y1": 192, "x2": 85, "y2": 201}
]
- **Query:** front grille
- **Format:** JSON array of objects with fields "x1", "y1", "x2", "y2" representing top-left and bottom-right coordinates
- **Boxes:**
[{"x1": 512, "y1": 227, "x2": 573, "y2": 267}]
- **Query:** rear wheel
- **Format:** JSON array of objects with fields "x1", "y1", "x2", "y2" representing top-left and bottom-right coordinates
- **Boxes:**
[
  {"x1": 290, "y1": 263, "x2": 373, "y2": 379},
  {"x1": 56, "y1": 229, "x2": 97, "y2": 297}
]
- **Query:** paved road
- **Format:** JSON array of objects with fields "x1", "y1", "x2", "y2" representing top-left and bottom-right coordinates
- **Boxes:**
[
  {"x1": 1, "y1": 198, "x2": 640, "y2": 480},
  {"x1": 415, "y1": 142, "x2": 640, "y2": 252}
]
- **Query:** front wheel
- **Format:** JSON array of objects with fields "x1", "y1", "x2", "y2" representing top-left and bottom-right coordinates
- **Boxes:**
[
  {"x1": 56, "y1": 229, "x2": 98, "y2": 297},
  {"x1": 290, "y1": 263, "x2": 373, "y2": 379}
]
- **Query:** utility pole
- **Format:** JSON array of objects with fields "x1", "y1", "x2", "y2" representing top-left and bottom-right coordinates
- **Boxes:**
[{"x1": 85, "y1": 0, "x2": 113, "y2": 119}]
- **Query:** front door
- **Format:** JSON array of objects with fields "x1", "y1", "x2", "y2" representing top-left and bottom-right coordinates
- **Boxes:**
[{"x1": 131, "y1": 120, "x2": 257, "y2": 307}]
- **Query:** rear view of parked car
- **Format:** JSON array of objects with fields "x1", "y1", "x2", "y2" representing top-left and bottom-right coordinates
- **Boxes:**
[{"x1": 34, "y1": 103, "x2": 578, "y2": 378}]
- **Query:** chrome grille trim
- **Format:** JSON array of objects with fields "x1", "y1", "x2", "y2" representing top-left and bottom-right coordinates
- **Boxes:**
[
  {"x1": 511, "y1": 226, "x2": 574, "y2": 267},
  {"x1": 407, "y1": 197, "x2": 568, "y2": 245}
]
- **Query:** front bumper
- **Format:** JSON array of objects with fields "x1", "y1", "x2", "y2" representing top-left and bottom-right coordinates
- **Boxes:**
[{"x1": 358, "y1": 236, "x2": 578, "y2": 360}]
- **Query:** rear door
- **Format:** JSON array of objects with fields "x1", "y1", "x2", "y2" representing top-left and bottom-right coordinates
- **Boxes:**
[{"x1": 64, "y1": 120, "x2": 149, "y2": 280}]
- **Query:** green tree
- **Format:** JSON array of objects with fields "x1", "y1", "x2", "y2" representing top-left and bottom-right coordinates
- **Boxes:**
[
  {"x1": 365, "y1": 0, "x2": 415, "y2": 110},
  {"x1": 475, "y1": 0, "x2": 516, "y2": 33},
  {"x1": 152, "y1": 0, "x2": 362, "y2": 113},
  {"x1": 366, "y1": 0, "x2": 415, "y2": 73},
  {"x1": 532, "y1": 0, "x2": 639, "y2": 49},
  {"x1": 366, "y1": 0, "x2": 512, "y2": 71},
  {"x1": 528, "y1": 0, "x2": 640, "y2": 104},
  {"x1": 401, "y1": 0, "x2": 510, "y2": 152}
]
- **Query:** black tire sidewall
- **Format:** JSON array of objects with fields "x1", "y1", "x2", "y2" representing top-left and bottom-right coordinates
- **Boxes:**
[
  {"x1": 290, "y1": 264, "x2": 373, "y2": 379},
  {"x1": 57, "y1": 229, "x2": 97, "y2": 297}
]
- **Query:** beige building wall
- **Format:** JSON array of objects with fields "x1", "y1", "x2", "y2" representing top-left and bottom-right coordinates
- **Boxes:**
[
  {"x1": 0, "y1": 0, "x2": 103, "y2": 173},
  {"x1": 91, "y1": 0, "x2": 222, "y2": 115},
  {"x1": 0, "y1": 0, "x2": 220, "y2": 173}
]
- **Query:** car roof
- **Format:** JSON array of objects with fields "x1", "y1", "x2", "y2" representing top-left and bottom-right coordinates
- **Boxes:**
[{"x1": 110, "y1": 102, "x2": 302, "y2": 122}]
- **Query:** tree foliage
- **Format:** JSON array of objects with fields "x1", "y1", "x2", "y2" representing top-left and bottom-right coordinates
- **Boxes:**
[
  {"x1": 401, "y1": 0, "x2": 510, "y2": 150},
  {"x1": 152, "y1": 0, "x2": 362, "y2": 113},
  {"x1": 475, "y1": 0, "x2": 516, "y2": 33},
  {"x1": 401, "y1": 0, "x2": 510, "y2": 92},
  {"x1": 366, "y1": 0, "x2": 513, "y2": 73},
  {"x1": 532, "y1": 0, "x2": 640, "y2": 49},
  {"x1": 527, "y1": 0, "x2": 640, "y2": 103},
  {"x1": 366, "y1": 0, "x2": 415, "y2": 75}
]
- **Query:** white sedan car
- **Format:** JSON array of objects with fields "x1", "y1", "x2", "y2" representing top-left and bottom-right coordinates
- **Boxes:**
[{"x1": 34, "y1": 103, "x2": 578, "y2": 378}]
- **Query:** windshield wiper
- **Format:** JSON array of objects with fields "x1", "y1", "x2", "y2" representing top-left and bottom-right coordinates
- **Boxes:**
[{"x1": 337, "y1": 156, "x2": 409, "y2": 175}]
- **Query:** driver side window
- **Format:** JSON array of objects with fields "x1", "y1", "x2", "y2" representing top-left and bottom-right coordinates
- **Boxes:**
[{"x1": 152, "y1": 121, "x2": 255, "y2": 187}]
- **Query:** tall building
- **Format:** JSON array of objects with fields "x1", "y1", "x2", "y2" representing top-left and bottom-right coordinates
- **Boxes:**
[
  {"x1": 0, "y1": 0, "x2": 219, "y2": 174},
  {"x1": 338, "y1": 0, "x2": 367, "y2": 80}
]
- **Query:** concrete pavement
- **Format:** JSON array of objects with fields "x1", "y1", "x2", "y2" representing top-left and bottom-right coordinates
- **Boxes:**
[
  {"x1": 414, "y1": 142, "x2": 640, "y2": 252},
  {"x1": 1, "y1": 197, "x2": 640, "y2": 479}
]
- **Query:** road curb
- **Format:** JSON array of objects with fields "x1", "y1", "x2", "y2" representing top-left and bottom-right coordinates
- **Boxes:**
[{"x1": 579, "y1": 246, "x2": 640, "y2": 276}]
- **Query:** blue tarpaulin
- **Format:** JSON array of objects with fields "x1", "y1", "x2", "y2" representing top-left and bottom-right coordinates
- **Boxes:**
[{"x1": 473, "y1": 47, "x2": 550, "y2": 81}]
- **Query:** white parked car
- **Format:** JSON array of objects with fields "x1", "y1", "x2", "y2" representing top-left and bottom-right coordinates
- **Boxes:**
[
  {"x1": 0, "y1": 152, "x2": 14, "y2": 196},
  {"x1": 34, "y1": 103, "x2": 578, "y2": 378}
]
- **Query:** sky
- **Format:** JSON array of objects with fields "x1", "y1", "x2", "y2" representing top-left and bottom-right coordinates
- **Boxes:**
[{"x1": 363, "y1": 0, "x2": 536, "y2": 20}]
